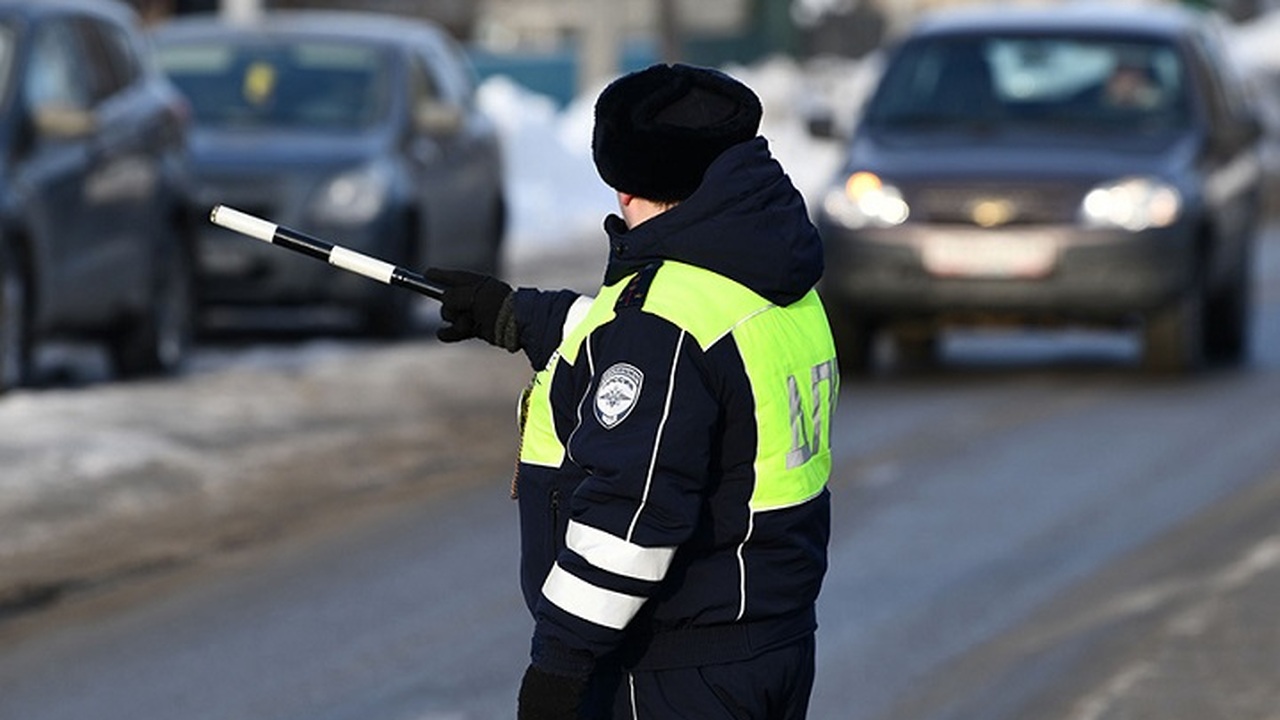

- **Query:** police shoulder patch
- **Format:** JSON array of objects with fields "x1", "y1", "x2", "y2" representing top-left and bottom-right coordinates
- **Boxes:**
[{"x1": 594, "y1": 362, "x2": 644, "y2": 428}]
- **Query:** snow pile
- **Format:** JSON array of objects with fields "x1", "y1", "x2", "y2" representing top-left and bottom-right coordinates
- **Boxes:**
[{"x1": 476, "y1": 55, "x2": 871, "y2": 258}]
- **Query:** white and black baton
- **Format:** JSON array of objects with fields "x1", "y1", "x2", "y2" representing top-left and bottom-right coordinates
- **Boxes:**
[{"x1": 209, "y1": 204, "x2": 446, "y2": 300}]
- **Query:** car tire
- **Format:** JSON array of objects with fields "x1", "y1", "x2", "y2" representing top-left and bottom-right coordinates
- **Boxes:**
[
  {"x1": 892, "y1": 327, "x2": 940, "y2": 372},
  {"x1": 478, "y1": 198, "x2": 506, "y2": 277},
  {"x1": 1142, "y1": 285, "x2": 1204, "y2": 375},
  {"x1": 0, "y1": 240, "x2": 32, "y2": 393},
  {"x1": 827, "y1": 301, "x2": 876, "y2": 376},
  {"x1": 112, "y1": 242, "x2": 194, "y2": 378},
  {"x1": 1203, "y1": 251, "x2": 1250, "y2": 365},
  {"x1": 363, "y1": 229, "x2": 417, "y2": 338}
]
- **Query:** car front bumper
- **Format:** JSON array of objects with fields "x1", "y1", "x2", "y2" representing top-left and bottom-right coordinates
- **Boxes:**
[
  {"x1": 819, "y1": 221, "x2": 1198, "y2": 325},
  {"x1": 194, "y1": 212, "x2": 404, "y2": 307}
]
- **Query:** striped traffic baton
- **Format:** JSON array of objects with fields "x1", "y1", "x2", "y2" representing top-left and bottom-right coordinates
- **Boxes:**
[{"x1": 208, "y1": 205, "x2": 446, "y2": 300}]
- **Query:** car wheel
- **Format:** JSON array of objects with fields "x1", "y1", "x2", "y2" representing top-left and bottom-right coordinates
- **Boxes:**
[
  {"x1": 1203, "y1": 251, "x2": 1250, "y2": 365},
  {"x1": 0, "y1": 242, "x2": 32, "y2": 393},
  {"x1": 1142, "y1": 285, "x2": 1204, "y2": 375},
  {"x1": 363, "y1": 230, "x2": 416, "y2": 338},
  {"x1": 112, "y1": 243, "x2": 195, "y2": 378},
  {"x1": 478, "y1": 198, "x2": 506, "y2": 277},
  {"x1": 827, "y1": 301, "x2": 877, "y2": 376},
  {"x1": 891, "y1": 327, "x2": 939, "y2": 372},
  {"x1": 364, "y1": 284, "x2": 416, "y2": 338}
]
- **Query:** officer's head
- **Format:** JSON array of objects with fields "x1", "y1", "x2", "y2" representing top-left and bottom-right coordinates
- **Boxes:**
[{"x1": 591, "y1": 63, "x2": 762, "y2": 204}]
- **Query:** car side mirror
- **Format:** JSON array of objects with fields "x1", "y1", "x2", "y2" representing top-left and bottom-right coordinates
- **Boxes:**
[
  {"x1": 32, "y1": 104, "x2": 96, "y2": 140},
  {"x1": 415, "y1": 100, "x2": 463, "y2": 136}
]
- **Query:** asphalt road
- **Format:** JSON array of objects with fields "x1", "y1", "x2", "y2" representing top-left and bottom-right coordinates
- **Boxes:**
[{"x1": 1, "y1": 230, "x2": 1279, "y2": 719}]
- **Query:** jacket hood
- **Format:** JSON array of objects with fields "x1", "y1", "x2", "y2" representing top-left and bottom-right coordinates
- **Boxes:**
[{"x1": 603, "y1": 137, "x2": 823, "y2": 306}]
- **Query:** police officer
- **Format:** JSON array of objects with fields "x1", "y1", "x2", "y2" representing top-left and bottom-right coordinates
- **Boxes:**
[{"x1": 425, "y1": 63, "x2": 836, "y2": 719}]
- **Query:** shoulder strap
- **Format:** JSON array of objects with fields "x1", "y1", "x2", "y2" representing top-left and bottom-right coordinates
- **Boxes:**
[{"x1": 614, "y1": 261, "x2": 663, "y2": 311}]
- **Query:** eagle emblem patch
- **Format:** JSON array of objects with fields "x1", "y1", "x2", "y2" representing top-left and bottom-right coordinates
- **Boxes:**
[{"x1": 595, "y1": 363, "x2": 643, "y2": 428}]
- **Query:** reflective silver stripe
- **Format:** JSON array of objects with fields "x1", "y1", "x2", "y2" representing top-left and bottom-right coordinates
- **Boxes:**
[
  {"x1": 542, "y1": 564, "x2": 646, "y2": 630},
  {"x1": 626, "y1": 331, "x2": 685, "y2": 541},
  {"x1": 736, "y1": 510, "x2": 756, "y2": 621},
  {"x1": 567, "y1": 520, "x2": 675, "y2": 582},
  {"x1": 562, "y1": 295, "x2": 595, "y2": 340}
]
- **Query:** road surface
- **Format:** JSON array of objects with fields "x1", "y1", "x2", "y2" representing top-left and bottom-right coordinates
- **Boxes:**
[{"x1": 1, "y1": 230, "x2": 1279, "y2": 719}]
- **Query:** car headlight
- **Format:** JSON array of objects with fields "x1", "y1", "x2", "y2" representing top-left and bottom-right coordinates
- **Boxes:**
[
  {"x1": 310, "y1": 163, "x2": 392, "y2": 225},
  {"x1": 1080, "y1": 177, "x2": 1181, "y2": 232},
  {"x1": 822, "y1": 171, "x2": 910, "y2": 229}
]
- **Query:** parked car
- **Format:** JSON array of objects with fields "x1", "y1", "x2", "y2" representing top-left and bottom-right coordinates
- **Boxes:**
[
  {"x1": 0, "y1": 0, "x2": 195, "y2": 393},
  {"x1": 151, "y1": 11, "x2": 507, "y2": 337},
  {"x1": 813, "y1": 3, "x2": 1263, "y2": 374}
]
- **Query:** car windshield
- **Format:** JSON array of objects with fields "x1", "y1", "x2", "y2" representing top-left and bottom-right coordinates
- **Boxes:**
[
  {"x1": 156, "y1": 38, "x2": 392, "y2": 131},
  {"x1": 865, "y1": 33, "x2": 1191, "y2": 135}
]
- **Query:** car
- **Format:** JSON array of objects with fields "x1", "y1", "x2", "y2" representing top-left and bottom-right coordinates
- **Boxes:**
[
  {"x1": 151, "y1": 11, "x2": 507, "y2": 337},
  {"x1": 0, "y1": 0, "x2": 196, "y2": 393},
  {"x1": 812, "y1": 3, "x2": 1263, "y2": 374}
]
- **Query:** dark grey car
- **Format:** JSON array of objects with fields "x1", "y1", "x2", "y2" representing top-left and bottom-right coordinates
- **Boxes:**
[
  {"x1": 152, "y1": 11, "x2": 506, "y2": 337},
  {"x1": 815, "y1": 3, "x2": 1263, "y2": 374},
  {"x1": 0, "y1": 0, "x2": 195, "y2": 393}
]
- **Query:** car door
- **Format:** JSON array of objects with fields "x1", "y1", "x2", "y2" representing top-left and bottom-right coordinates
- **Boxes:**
[
  {"x1": 69, "y1": 14, "x2": 161, "y2": 312},
  {"x1": 405, "y1": 45, "x2": 498, "y2": 271},
  {"x1": 1189, "y1": 30, "x2": 1262, "y2": 278},
  {"x1": 14, "y1": 14, "x2": 104, "y2": 326}
]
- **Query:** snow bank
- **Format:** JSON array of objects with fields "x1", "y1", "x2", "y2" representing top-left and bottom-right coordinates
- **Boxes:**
[{"x1": 476, "y1": 55, "x2": 871, "y2": 258}]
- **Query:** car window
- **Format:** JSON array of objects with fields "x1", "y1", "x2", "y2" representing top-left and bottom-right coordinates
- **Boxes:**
[
  {"x1": 407, "y1": 53, "x2": 440, "y2": 106},
  {"x1": 24, "y1": 19, "x2": 91, "y2": 111},
  {"x1": 157, "y1": 38, "x2": 393, "y2": 131},
  {"x1": 1189, "y1": 26, "x2": 1256, "y2": 135},
  {"x1": 100, "y1": 21, "x2": 143, "y2": 89},
  {"x1": 866, "y1": 33, "x2": 1191, "y2": 134},
  {"x1": 420, "y1": 35, "x2": 474, "y2": 106},
  {"x1": 76, "y1": 18, "x2": 140, "y2": 102}
]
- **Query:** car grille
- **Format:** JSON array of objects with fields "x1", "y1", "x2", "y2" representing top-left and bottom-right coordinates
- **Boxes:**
[
  {"x1": 194, "y1": 174, "x2": 289, "y2": 224},
  {"x1": 907, "y1": 184, "x2": 1084, "y2": 226}
]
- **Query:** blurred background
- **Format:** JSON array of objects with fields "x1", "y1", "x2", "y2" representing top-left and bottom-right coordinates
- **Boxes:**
[
  {"x1": 129, "y1": 0, "x2": 1277, "y2": 103},
  {"x1": 4, "y1": 1, "x2": 1280, "y2": 719}
]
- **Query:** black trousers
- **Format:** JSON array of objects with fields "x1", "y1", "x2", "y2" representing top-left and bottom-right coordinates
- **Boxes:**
[{"x1": 582, "y1": 633, "x2": 817, "y2": 720}]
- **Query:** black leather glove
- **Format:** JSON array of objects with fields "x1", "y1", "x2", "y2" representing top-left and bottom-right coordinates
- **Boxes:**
[
  {"x1": 422, "y1": 267, "x2": 518, "y2": 351},
  {"x1": 517, "y1": 665, "x2": 588, "y2": 720}
]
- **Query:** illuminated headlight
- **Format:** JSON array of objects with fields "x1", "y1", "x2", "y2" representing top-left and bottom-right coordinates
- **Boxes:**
[
  {"x1": 311, "y1": 163, "x2": 392, "y2": 225},
  {"x1": 822, "y1": 171, "x2": 910, "y2": 229},
  {"x1": 1080, "y1": 177, "x2": 1181, "y2": 232}
]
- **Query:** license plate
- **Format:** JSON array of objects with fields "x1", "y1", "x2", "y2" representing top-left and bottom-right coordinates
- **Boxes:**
[
  {"x1": 200, "y1": 242, "x2": 257, "y2": 276},
  {"x1": 921, "y1": 234, "x2": 1056, "y2": 278}
]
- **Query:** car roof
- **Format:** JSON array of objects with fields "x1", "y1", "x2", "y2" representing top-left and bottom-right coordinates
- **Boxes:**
[
  {"x1": 0, "y1": 0, "x2": 138, "y2": 25},
  {"x1": 151, "y1": 10, "x2": 450, "y2": 49},
  {"x1": 908, "y1": 2, "x2": 1205, "y2": 41}
]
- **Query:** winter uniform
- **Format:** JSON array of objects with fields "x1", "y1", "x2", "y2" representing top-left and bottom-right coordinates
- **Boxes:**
[
  {"x1": 423, "y1": 62, "x2": 837, "y2": 719},
  {"x1": 510, "y1": 134, "x2": 836, "y2": 717}
]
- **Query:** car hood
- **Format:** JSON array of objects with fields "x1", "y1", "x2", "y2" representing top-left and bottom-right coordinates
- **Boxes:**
[
  {"x1": 187, "y1": 127, "x2": 387, "y2": 173},
  {"x1": 846, "y1": 126, "x2": 1199, "y2": 185}
]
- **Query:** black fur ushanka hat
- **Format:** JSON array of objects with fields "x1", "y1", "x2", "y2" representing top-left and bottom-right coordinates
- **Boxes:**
[{"x1": 592, "y1": 63, "x2": 763, "y2": 203}]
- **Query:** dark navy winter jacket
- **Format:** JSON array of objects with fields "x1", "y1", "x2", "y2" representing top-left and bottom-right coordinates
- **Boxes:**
[{"x1": 510, "y1": 136, "x2": 836, "y2": 677}]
